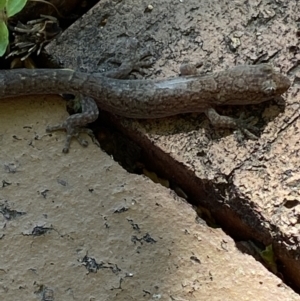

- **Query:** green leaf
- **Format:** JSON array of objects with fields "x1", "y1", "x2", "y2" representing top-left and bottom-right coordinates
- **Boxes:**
[
  {"x1": 0, "y1": 20, "x2": 8, "y2": 56},
  {"x1": 0, "y1": 1, "x2": 6, "y2": 23},
  {"x1": 0, "y1": 0, "x2": 6, "y2": 10},
  {"x1": 6, "y1": 0, "x2": 27, "y2": 17},
  {"x1": 260, "y1": 245, "x2": 274, "y2": 264},
  {"x1": 0, "y1": 10, "x2": 7, "y2": 24},
  {"x1": 260, "y1": 244, "x2": 277, "y2": 273}
]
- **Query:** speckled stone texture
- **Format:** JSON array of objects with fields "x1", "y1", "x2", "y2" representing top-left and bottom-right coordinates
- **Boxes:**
[
  {"x1": 1, "y1": 96, "x2": 300, "y2": 300},
  {"x1": 45, "y1": 0, "x2": 300, "y2": 288}
]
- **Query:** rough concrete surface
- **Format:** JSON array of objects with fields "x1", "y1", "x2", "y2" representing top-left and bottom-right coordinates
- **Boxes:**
[
  {"x1": 1, "y1": 96, "x2": 300, "y2": 300},
  {"x1": 45, "y1": 0, "x2": 300, "y2": 288}
]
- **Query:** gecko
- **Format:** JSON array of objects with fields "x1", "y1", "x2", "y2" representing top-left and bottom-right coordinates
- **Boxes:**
[{"x1": 0, "y1": 60, "x2": 290, "y2": 152}]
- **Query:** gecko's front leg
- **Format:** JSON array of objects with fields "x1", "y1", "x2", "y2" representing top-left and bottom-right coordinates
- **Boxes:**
[
  {"x1": 204, "y1": 108, "x2": 259, "y2": 139},
  {"x1": 46, "y1": 39, "x2": 155, "y2": 152},
  {"x1": 46, "y1": 95, "x2": 99, "y2": 153}
]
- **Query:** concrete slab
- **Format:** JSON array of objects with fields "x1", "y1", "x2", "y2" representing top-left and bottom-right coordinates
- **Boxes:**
[
  {"x1": 0, "y1": 96, "x2": 299, "y2": 300},
  {"x1": 45, "y1": 0, "x2": 300, "y2": 288}
]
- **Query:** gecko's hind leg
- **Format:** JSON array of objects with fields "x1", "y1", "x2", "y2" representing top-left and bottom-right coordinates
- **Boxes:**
[
  {"x1": 105, "y1": 38, "x2": 155, "y2": 79},
  {"x1": 46, "y1": 95, "x2": 99, "y2": 153}
]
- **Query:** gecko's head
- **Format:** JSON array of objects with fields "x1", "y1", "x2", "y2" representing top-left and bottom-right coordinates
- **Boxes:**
[
  {"x1": 226, "y1": 64, "x2": 290, "y2": 105},
  {"x1": 261, "y1": 64, "x2": 291, "y2": 96}
]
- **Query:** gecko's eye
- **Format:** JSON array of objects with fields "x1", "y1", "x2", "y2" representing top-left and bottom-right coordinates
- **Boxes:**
[
  {"x1": 265, "y1": 86, "x2": 275, "y2": 94},
  {"x1": 262, "y1": 80, "x2": 276, "y2": 95}
]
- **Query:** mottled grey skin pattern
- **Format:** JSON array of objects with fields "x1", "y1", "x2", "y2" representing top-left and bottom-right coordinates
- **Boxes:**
[{"x1": 0, "y1": 64, "x2": 290, "y2": 152}]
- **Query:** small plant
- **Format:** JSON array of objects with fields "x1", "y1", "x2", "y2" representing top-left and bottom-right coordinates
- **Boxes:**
[{"x1": 0, "y1": 0, "x2": 28, "y2": 56}]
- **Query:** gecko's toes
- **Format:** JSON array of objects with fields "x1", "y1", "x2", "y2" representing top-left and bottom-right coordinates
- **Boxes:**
[
  {"x1": 62, "y1": 147, "x2": 69, "y2": 154},
  {"x1": 46, "y1": 124, "x2": 64, "y2": 132},
  {"x1": 237, "y1": 128, "x2": 259, "y2": 141},
  {"x1": 77, "y1": 138, "x2": 89, "y2": 147},
  {"x1": 61, "y1": 135, "x2": 88, "y2": 153}
]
